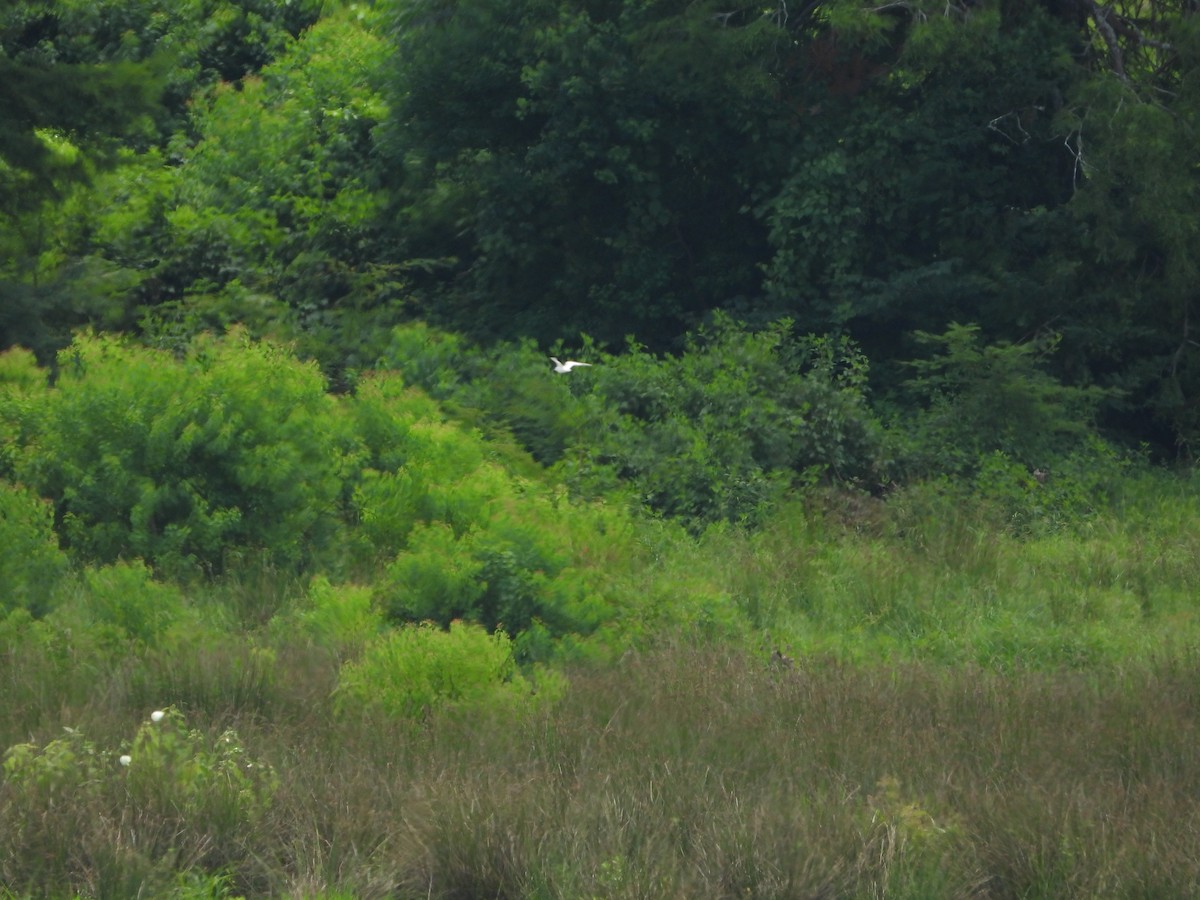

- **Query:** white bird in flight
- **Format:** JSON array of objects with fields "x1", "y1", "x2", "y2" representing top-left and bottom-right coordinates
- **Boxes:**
[{"x1": 550, "y1": 357, "x2": 593, "y2": 373}]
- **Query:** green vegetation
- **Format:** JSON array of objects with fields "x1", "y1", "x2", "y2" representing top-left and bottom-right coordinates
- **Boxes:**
[{"x1": 3, "y1": 1, "x2": 1200, "y2": 896}]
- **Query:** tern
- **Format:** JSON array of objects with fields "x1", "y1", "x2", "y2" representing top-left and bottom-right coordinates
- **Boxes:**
[{"x1": 550, "y1": 357, "x2": 593, "y2": 373}]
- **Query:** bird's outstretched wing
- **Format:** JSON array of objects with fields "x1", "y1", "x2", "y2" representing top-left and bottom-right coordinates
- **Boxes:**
[{"x1": 550, "y1": 357, "x2": 593, "y2": 372}]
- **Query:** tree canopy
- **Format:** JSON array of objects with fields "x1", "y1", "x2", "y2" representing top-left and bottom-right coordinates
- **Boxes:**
[{"x1": 2, "y1": 0, "x2": 1200, "y2": 454}]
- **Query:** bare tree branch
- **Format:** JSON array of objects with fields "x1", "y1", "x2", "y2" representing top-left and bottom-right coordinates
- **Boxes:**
[{"x1": 1089, "y1": 1, "x2": 1128, "y2": 80}]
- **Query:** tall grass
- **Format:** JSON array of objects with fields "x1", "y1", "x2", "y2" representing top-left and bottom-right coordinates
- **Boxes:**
[
  {"x1": 694, "y1": 476, "x2": 1200, "y2": 668},
  {"x1": 4, "y1": 470, "x2": 1200, "y2": 897},
  {"x1": 4, "y1": 642, "x2": 1200, "y2": 897}
]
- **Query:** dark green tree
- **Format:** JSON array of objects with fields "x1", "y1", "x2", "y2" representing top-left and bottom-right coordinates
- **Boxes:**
[
  {"x1": 761, "y1": 5, "x2": 1082, "y2": 340},
  {"x1": 0, "y1": 0, "x2": 326, "y2": 358},
  {"x1": 382, "y1": 0, "x2": 787, "y2": 346},
  {"x1": 379, "y1": 0, "x2": 1200, "y2": 455},
  {"x1": 1, "y1": 1, "x2": 163, "y2": 356},
  {"x1": 1054, "y1": 3, "x2": 1200, "y2": 453}
]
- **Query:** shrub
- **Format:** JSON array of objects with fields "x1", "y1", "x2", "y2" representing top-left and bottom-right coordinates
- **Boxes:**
[
  {"x1": 334, "y1": 620, "x2": 557, "y2": 721},
  {"x1": 350, "y1": 419, "x2": 499, "y2": 556},
  {"x1": 897, "y1": 323, "x2": 1113, "y2": 478},
  {"x1": 120, "y1": 707, "x2": 279, "y2": 836},
  {"x1": 0, "y1": 347, "x2": 48, "y2": 481},
  {"x1": 374, "y1": 489, "x2": 619, "y2": 656},
  {"x1": 344, "y1": 370, "x2": 519, "y2": 569},
  {"x1": 0, "y1": 708, "x2": 276, "y2": 894},
  {"x1": 0, "y1": 345, "x2": 44, "y2": 393},
  {"x1": 269, "y1": 575, "x2": 382, "y2": 657},
  {"x1": 349, "y1": 367, "x2": 621, "y2": 657},
  {"x1": 376, "y1": 322, "x2": 471, "y2": 403},
  {"x1": 560, "y1": 315, "x2": 887, "y2": 528},
  {"x1": 12, "y1": 330, "x2": 347, "y2": 572},
  {"x1": 373, "y1": 327, "x2": 587, "y2": 471},
  {"x1": 378, "y1": 523, "x2": 486, "y2": 623},
  {"x1": 970, "y1": 438, "x2": 1135, "y2": 536},
  {"x1": 0, "y1": 481, "x2": 69, "y2": 617},
  {"x1": 377, "y1": 317, "x2": 887, "y2": 531}
]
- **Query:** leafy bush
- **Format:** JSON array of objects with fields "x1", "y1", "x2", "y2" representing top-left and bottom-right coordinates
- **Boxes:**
[
  {"x1": 344, "y1": 371, "x2": 512, "y2": 566},
  {"x1": 968, "y1": 438, "x2": 1135, "y2": 536},
  {"x1": 0, "y1": 481, "x2": 68, "y2": 617},
  {"x1": 897, "y1": 323, "x2": 1112, "y2": 478},
  {"x1": 0, "y1": 347, "x2": 48, "y2": 480},
  {"x1": 11, "y1": 331, "x2": 347, "y2": 573},
  {"x1": 120, "y1": 707, "x2": 279, "y2": 835},
  {"x1": 0, "y1": 345, "x2": 43, "y2": 393},
  {"x1": 375, "y1": 325, "x2": 603, "y2": 468},
  {"x1": 378, "y1": 512, "x2": 609, "y2": 649},
  {"x1": 0, "y1": 708, "x2": 277, "y2": 893},
  {"x1": 269, "y1": 575, "x2": 381, "y2": 658},
  {"x1": 347, "y1": 366, "x2": 623, "y2": 656},
  {"x1": 383, "y1": 316, "x2": 889, "y2": 530},
  {"x1": 375, "y1": 322, "x2": 471, "y2": 403},
  {"x1": 334, "y1": 620, "x2": 557, "y2": 721},
  {"x1": 375, "y1": 317, "x2": 887, "y2": 531},
  {"x1": 349, "y1": 382, "x2": 499, "y2": 553},
  {"x1": 1, "y1": 725, "x2": 110, "y2": 886},
  {"x1": 562, "y1": 315, "x2": 887, "y2": 528}
]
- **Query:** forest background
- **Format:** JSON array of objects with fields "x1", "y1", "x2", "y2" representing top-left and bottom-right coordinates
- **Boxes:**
[{"x1": 3, "y1": 0, "x2": 1200, "y2": 897}]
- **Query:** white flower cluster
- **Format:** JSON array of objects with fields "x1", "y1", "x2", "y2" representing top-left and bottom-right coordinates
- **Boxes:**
[{"x1": 118, "y1": 709, "x2": 167, "y2": 767}]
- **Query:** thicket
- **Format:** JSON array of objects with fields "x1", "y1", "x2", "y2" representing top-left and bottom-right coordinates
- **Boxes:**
[
  {"x1": 0, "y1": 326, "x2": 1178, "y2": 671},
  {"x1": 2, "y1": 332, "x2": 346, "y2": 573}
]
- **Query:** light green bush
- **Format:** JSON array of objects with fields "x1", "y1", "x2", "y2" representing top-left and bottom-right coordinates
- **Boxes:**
[
  {"x1": 347, "y1": 368, "x2": 617, "y2": 649},
  {"x1": 351, "y1": 424, "x2": 499, "y2": 556},
  {"x1": 270, "y1": 575, "x2": 382, "y2": 656},
  {"x1": 0, "y1": 347, "x2": 48, "y2": 482},
  {"x1": 12, "y1": 330, "x2": 347, "y2": 572},
  {"x1": 334, "y1": 620, "x2": 557, "y2": 721},
  {"x1": 345, "y1": 371, "x2": 504, "y2": 560},
  {"x1": 0, "y1": 481, "x2": 69, "y2": 617},
  {"x1": 374, "y1": 492, "x2": 620, "y2": 657},
  {"x1": 378, "y1": 522, "x2": 485, "y2": 623},
  {"x1": 0, "y1": 345, "x2": 44, "y2": 393},
  {"x1": 376, "y1": 322, "x2": 471, "y2": 403}
]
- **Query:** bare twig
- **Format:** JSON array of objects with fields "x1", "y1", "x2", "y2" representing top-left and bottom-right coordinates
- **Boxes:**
[{"x1": 1066, "y1": 128, "x2": 1086, "y2": 189}]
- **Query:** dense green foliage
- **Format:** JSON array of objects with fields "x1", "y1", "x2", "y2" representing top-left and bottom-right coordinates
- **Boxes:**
[
  {"x1": 382, "y1": 0, "x2": 782, "y2": 342},
  {"x1": 3, "y1": 333, "x2": 346, "y2": 573},
  {"x1": 4, "y1": 0, "x2": 1198, "y2": 453},
  {"x1": 374, "y1": 317, "x2": 888, "y2": 527},
  {"x1": 2, "y1": 1, "x2": 1200, "y2": 895},
  {"x1": 0, "y1": 480, "x2": 65, "y2": 615}
]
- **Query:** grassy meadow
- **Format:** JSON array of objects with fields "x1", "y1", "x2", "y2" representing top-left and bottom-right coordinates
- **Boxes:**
[{"x1": 3, "y1": 332, "x2": 1200, "y2": 898}]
